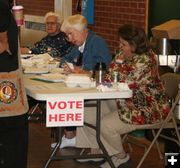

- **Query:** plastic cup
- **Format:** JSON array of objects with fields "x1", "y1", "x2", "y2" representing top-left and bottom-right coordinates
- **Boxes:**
[{"x1": 12, "y1": 5, "x2": 24, "y2": 26}]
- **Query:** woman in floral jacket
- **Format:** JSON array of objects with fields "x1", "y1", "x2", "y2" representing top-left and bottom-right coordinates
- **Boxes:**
[
  {"x1": 106, "y1": 25, "x2": 169, "y2": 125},
  {"x1": 75, "y1": 24, "x2": 170, "y2": 168}
]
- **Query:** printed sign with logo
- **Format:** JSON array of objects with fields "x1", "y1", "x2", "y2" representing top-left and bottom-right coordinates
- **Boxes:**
[
  {"x1": 0, "y1": 81, "x2": 17, "y2": 104},
  {"x1": 46, "y1": 96, "x2": 84, "y2": 127}
]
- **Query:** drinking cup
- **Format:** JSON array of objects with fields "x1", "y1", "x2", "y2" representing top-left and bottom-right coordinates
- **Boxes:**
[{"x1": 12, "y1": 5, "x2": 24, "y2": 26}]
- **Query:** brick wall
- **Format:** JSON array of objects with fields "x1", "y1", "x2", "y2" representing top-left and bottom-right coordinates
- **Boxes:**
[
  {"x1": 72, "y1": 0, "x2": 147, "y2": 54},
  {"x1": 17, "y1": 0, "x2": 147, "y2": 54},
  {"x1": 17, "y1": 0, "x2": 54, "y2": 16}
]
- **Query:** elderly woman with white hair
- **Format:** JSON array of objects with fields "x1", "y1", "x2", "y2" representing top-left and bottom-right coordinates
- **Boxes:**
[
  {"x1": 60, "y1": 14, "x2": 111, "y2": 73},
  {"x1": 21, "y1": 12, "x2": 73, "y2": 58},
  {"x1": 55, "y1": 14, "x2": 111, "y2": 149}
]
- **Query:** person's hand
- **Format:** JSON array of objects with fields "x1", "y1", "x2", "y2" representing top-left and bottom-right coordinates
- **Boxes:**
[
  {"x1": 71, "y1": 66, "x2": 82, "y2": 73},
  {"x1": 72, "y1": 66, "x2": 92, "y2": 74},
  {"x1": 115, "y1": 53, "x2": 124, "y2": 64},
  {"x1": 63, "y1": 63, "x2": 73, "y2": 73},
  {"x1": 20, "y1": 47, "x2": 31, "y2": 54},
  {"x1": 62, "y1": 61, "x2": 92, "y2": 74},
  {"x1": 0, "y1": 31, "x2": 11, "y2": 54},
  {"x1": 0, "y1": 41, "x2": 7, "y2": 54}
]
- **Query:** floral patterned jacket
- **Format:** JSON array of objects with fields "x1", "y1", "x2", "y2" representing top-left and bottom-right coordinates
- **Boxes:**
[{"x1": 105, "y1": 51, "x2": 170, "y2": 125}]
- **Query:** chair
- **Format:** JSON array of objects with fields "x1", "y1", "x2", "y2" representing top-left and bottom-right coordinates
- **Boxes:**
[
  {"x1": 27, "y1": 97, "x2": 46, "y2": 122},
  {"x1": 124, "y1": 73, "x2": 180, "y2": 168}
]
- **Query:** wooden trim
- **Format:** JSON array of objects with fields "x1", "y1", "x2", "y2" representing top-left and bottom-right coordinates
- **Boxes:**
[{"x1": 54, "y1": 0, "x2": 72, "y2": 19}]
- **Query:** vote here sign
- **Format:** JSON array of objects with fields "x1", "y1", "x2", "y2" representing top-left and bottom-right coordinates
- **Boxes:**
[{"x1": 46, "y1": 96, "x2": 84, "y2": 127}]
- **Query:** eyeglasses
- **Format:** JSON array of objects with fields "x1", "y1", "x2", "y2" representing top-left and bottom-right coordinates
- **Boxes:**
[
  {"x1": 65, "y1": 30, "x2": 80, "y2": 41},
  {"x1": 67, "y1": 31, "x2": 73, "y2": 38},
  {"x1": 46, "y1": 22, "x2": 57, "y2": 26}
]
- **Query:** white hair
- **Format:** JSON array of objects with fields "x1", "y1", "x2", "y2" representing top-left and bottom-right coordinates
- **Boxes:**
[
  {"x1": 61, "y1": 14, "x2": 88, "y2": 32},
  {"x1": 44, "y1": 12, "x2": 62, "y2": 24}
]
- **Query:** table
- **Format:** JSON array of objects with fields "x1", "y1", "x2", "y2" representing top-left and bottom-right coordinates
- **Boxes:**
[{"x1": 24, "y1": 75, "x2": 132, "y2": 168}]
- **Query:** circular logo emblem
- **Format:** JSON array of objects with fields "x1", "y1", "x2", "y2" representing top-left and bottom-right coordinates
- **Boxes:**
[{"x1": 0, "y1": 81, "x2": 18, "y2": 104}]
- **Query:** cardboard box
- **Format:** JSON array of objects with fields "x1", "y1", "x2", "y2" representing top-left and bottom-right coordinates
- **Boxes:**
[{"x1": 151, "y1": 20, "x2": 180, "y2": 39}]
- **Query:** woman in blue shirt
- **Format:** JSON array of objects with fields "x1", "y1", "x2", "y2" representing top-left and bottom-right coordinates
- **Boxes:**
[
  {"x1": 60, "y1": 14, "x2": 111, "y2": 73},
  {"x1": 54, "y1": 14, "x2": 111, "y2": 148}
]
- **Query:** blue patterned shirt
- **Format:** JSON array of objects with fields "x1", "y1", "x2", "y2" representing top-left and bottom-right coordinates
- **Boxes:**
[{"x1": 28, "y1": 31, "x2": 73, "y2": 58}]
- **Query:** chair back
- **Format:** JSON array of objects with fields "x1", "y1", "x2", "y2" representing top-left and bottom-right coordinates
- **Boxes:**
[
  {"x1": 133, "y1": 73, "x2": 180, "y2": 168},
  {"x1": 161, "y1": 72, "x2": 180, "y2": 119},
  {"x1": 160, "y1": 73, "x2": 180, "y2": 100}
]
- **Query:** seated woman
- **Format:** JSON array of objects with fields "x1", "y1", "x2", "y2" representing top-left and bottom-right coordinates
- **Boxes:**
[
  {"x1": 21, "y1": 12, "x2": 73, "y2": 147},
  {"x1": 54, "y1": 14, "x2": 112, "y2": 149},
  {"x1": 21, "y1": 12, "x2": 73, "y2": 58},
  {"x1": 75, "y1": 24, "x2": 170, "y2": 168}
]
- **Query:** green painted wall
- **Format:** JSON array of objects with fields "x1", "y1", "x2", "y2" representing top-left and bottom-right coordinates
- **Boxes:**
[{"x1": 148, "y1": 0, "x2": 180, "y2": 38}]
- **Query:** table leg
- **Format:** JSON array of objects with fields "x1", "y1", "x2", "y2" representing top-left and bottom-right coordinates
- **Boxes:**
[
  {"x1": 43, "y1": 128, "x2": 63, "y2": 168},
  {"x1": 43, "y1": 99, "x2": 115, "y2": 168},
  {"x1": 96, "y1": 99, "x2": 116, "y2": 168}
]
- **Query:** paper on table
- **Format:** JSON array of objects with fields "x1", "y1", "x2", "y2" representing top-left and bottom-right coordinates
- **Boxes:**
[
  {"x1": 50, "y1": 68, "x2": 67, "y2": 74},
  {"x1": 97, "y1": 82, "x2": 130, "y2": 92},
  {"x1": 21, "y1": 53, "x2": 55, "y2": 69},
  {"x1": 21, "y1": 58, "x2": 35, "y2": 68},
  {"x1": 31, "y1": 53, "x2": 53, "y2": 61},
  {"x1": 24, "y1": 67, "x2": 49, "y2": 74},
  {"x1": 33, "y1": 73, "x2": 66, "y2": 82},
  {"x1": 25, "y1": 85, "x2": 59, "y2": 91}
]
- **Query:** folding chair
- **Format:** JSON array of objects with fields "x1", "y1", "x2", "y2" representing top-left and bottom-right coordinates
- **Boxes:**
[
  {"x1": 123, "y1": 73, "x2": 180, "y2": 168},
  {"x1": 135, "y1": 73, "x2": 180, "y2": 168},
  {"x1": 27, "y1": 97, "x2": 46, "y2": 122}
]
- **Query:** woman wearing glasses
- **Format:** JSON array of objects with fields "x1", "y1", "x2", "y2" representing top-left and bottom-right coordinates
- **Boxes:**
[{"x1": 21, "y1": 12, "x2": 73, "y2": 58}]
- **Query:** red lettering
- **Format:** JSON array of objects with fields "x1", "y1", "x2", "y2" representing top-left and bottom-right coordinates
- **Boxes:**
[
  {"x1": 49, "y1": 114, "x2": 58, "y2": 121},
  {"x1": 67, "y1": 101, "x2": 75, "y2": 109},
  {"x1": 76, "y1": 101, "x2": 83, "y2": 108},
  {"x1": 48, "y1": 112, "x2": 82, "y2": 123},
  {"x1": 75, "y1": 113, "x2": 82, "y2": 121},
  {"x1": 48, "y1": 102, "x2": 57, "y2": 110},
  {"x1": 58, "y1": 101, "x2": 66, "y2": 109},
  {"x1": 48, "y1": 100, "x2": 83, "y2": 110},
  {"x1": 66, "y1": 113, "x2": 74, "y2": 121},
  {"x1": 59, "y1": 113, "x2": 65, "y2": 121}
]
